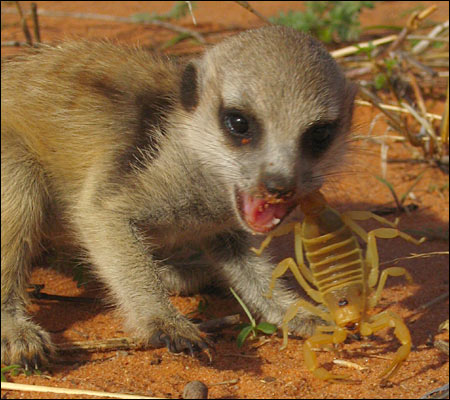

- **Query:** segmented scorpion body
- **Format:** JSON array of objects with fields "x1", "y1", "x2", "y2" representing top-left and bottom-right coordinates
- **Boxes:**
[{"x1": 252, "y1": 190, "x2": 425, "y2": 382}]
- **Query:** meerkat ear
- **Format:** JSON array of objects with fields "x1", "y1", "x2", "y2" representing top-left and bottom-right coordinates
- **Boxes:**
[{"x1": 180, "y1": 61, "x2": 200, "y2": 112}]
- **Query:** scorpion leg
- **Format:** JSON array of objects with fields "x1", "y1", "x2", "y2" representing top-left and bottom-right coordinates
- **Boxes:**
[
  {"x1": 251, "y1": 222, "x2": 298, "y2": 256},
  {"x1": 369, "y1": 267, "x2": 413, "y2": 308},
  {"x1": 280, "y1": 298, "x2": 333, "y2": 349},
  {"x1": 266, "y1": 258, "x2": 322, "y2": 304},
  {"x1": 343, "y1": 211, "x2": 399, "y2": 228},
  {"x1": 341, "y1": 211, "x2": 401, "y2": 244},
  {"x1": 366, "y1": 227, "x2": 423, "y2": 290},
  {"x1": 362, "y1": 310, "x2": 411, "y2": 379},
  {"x1": 252, "y1": 222, "x2": 313, "y2": 283},
  {"x1": 304, "y1": 327, "x2": 350, "y2": 381},
  {"x1": 293, "y1": 222, "x2": 314, "y2": 284}
]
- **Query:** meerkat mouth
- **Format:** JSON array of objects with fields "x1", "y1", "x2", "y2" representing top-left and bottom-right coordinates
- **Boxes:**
[{"x1": 237, "y1": 189, "x2": 298, "y2": 233}]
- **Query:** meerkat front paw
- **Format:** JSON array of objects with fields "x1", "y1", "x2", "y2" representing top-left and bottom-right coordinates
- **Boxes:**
[
  {"x1": 149, "y1": 330, "x2": 211, "y2": 356},
  {"x1": 1, "y1": 312, "x2": 55, "y2": 369},
  {"x1": 141, "y1": 316, "x2": 212, "y2": 356}
]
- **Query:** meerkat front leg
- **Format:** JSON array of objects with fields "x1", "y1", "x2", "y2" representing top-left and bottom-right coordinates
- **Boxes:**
[
  {"x1": 73, "y1": 200, "x2": 210, "y2": 355},
  {"x1": 1, "y1": 139, "x2": 55, "y2": 368}
]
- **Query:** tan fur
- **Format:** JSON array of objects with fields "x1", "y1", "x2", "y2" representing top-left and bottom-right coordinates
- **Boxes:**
[{"x1": 1, "y1": 27, "x2": 357, "y2": 367}]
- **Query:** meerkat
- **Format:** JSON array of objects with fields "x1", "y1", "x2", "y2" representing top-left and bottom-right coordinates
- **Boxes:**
[{"x1": 1, "y1": 26, "x2": 357, "y2": 368}]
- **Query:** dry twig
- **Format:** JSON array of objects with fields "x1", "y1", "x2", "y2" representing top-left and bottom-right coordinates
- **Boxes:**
[
  {"x1": 418, "y1": 292, "x2": 449, "y2": 311},
  {"x1": 331, "y1": 34, "x2": 397, "y2": 58},
  {"x1": 57, "y1": 315, "x2": 240, "y2": 352},
  {"x1": 14, "y1": 1, "x2": 32, "y2": 45},
  {"x1": 382, "y1": 5, "x2": 437, "y2": 56},
  {"x1": 31, "y1": 2, "x2": 41, "y2": 43},
  {"x1": 1, "y1": 382, "x2": 162, "y2": 399},
  {"x1": 355, "y1": 100, "x2": 442, "y2": 121},
  {"x1": 234, "y1": 1, "x2": 273, "y2": 25},
  {"x1": 412, "y1": 20, "x2": 450, "y2": 54}
]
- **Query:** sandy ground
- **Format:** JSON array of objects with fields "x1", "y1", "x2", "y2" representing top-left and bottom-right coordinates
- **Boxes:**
[{"x1": 1, "y1": 1, "x2": 449, "y2": 399}]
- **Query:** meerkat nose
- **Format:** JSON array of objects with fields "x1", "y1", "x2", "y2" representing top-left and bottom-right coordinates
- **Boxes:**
[{"x1": 261, "y1": 173, "x2": 296, "y2": 198}]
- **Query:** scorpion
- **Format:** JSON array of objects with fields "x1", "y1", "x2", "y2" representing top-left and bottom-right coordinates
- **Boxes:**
[{"x1": 252, "y1": 190, "x2": 425, "y2": 382}]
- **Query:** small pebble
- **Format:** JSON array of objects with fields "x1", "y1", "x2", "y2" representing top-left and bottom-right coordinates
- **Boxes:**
[{"x1": 183, "y1": 380, "x2": 208, "y2": 399}]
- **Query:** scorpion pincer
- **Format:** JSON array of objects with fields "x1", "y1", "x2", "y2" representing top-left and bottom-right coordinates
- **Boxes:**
[{"x1": 252, "y1": 190, "x2": 425, "y2": 382}]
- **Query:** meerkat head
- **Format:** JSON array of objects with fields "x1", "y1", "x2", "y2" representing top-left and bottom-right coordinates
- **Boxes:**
[{"x1": 179, "y1": 26, "x2": 357, "y2": 234}]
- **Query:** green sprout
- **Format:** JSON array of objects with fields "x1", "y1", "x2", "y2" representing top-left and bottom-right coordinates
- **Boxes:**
[{"x1": 230, "y1": 287, "x2": 277, "y2": 348}]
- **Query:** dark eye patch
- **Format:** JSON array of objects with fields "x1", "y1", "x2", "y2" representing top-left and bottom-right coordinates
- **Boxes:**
[{"x1": 300, "y1": 121, "x2": 339, "y2": 158}]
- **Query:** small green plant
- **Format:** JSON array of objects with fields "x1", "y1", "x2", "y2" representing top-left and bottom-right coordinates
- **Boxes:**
[
  {"x1": 72, "y1": 262, "x2": 90, "y2": 288},
  {"x1": 427, "y1": 182, "x2": 449, "y2": 195},
  {"x1": 270, "y1": 1, "x2": 374, "y2": 43},
  {"x1": 1, "y1": 364, "x2": 41, "y2": 382},
  {"x1": 230, "y1": 287, "x2": 277, "y2": 348},
  {"x1": 355, "y1": 40, "x2": 399, "y2": 92},
  {"x1": 160, "y1": 32, "x2": 195, "y2": 50},
  {"x1": 374, "y1": 58, "x2": 399, "y2": 90},
  {"x1": 1, "y1": 365, "x2": 20, "y2": 382},
  {"x1": 131, "y1": 1, "x2": 195, "y2": 23}
]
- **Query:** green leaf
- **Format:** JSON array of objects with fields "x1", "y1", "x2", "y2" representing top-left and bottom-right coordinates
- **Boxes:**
[
  {"x1": 432, "y1": 40, "x2": 444, "y2": 49},
  {"x1": 237, "y1": 325, "x2": 254, "y2": 348},
  {"x1": 71, "y1": 261, "x2": 89, "y2": 288},
  {"x1": 256, "y1": 322, "x2": 278, "y2": 334},
  {"x1": 400, "y1": 169, "x2": 426, "y2": 204},
  {"x1": 270, "y1": 1, "x2": 375, "y2": 43},
  {"x1": 130, "y1": 12, "x2": 158, "y2": 23},
  {"x1": 375, "y1": 175, "x2": 396, "y2": 197},
  {"x1": 1, "y1": 365, "x2": 21, "y2": 382},
  {"x1": 384, "y1": 58, "x2": 397, "y2": 74},
  {"x1": 166, "y1": 1, "x2": 195, "y2": 20},
  {"x1": 375, "y1": 175, "x2": 402, "y2": 210},
  {"x1": 355, "y1": 41, "x2": 375, "y2": 58},
  {"x1": 230, "y1": 287, "x2": 255, "y2": 327},
  {"x1": 374, "y1": 73, "x2": 387, "y2": 90},
  {"x1": 130, "y1": 2, "x2": 195, "y2": 23},
  {"x1": 160, "y1": 33, "x2": 193, "y2": 50}
]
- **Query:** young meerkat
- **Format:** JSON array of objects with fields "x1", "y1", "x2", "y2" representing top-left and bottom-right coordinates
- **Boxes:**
[{"x1": 1, "y1": 26, "x2": 357, "y2": 368}]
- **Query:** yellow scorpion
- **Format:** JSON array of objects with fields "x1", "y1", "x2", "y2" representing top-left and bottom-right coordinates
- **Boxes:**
[{"x1": 252, "y1": 190, "x2": 425, "y2": 381}]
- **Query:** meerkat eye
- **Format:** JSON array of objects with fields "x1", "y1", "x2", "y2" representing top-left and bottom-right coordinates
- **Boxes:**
[
  {"x1": 219, "y1": 106, "x2": 261, "y2": 146},
  {"x1": 224, "y1": 112, "x2": 249, "y2": 137},
  {"x1": 313, "y1": 125, "x2": 332, "y2": 143}
]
